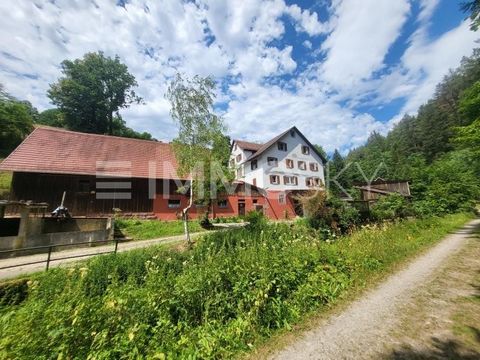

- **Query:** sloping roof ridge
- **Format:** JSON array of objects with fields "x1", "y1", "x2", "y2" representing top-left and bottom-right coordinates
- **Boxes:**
[{"x1": 33, "y1": 125, "x2": 164, "y2": 145}]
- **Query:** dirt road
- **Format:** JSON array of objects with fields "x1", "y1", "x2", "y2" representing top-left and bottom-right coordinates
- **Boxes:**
[{"x1": 271, "y1": 219, "x2": 480, "y2": 360}]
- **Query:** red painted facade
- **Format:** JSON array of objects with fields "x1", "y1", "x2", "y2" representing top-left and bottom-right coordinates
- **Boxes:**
[{"x1": 152, "y1": 189, "x2": 298, "y2": 220}]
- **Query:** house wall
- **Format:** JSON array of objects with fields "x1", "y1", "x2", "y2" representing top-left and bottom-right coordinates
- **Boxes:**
[{"x1": 232, "y1": 129, "x2": 325, "y2": 191}]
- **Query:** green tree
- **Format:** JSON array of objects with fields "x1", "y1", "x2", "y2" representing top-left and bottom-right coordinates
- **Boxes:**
[
  {"x1": 48, "y1": 52, "x2": 142, "y2": 135},
  {"x1": 462, "y1": 0, "x2": 480, "y2": 31},
  {"x1": 166, "y1": 73, "x2": 229, "y2": 244},
  {"x1": 0, "y1": 95, "x2": 34, "y2": 157},
  {"x1": 37, "y1": 108, "x2": 66, "y2": 128}
]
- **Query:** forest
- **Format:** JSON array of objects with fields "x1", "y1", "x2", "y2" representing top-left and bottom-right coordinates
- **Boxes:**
[{"x1": 328, "y1": 49, "x2": 480, "y2": 216}]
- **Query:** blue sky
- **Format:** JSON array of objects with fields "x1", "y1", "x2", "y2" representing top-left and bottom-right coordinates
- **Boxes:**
[{"x1": 0, "y1": 0, "x2": 478, "y2": 154}]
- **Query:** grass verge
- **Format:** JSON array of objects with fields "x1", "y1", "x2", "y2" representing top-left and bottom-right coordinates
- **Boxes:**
[
  {"x1": 0, "y1": 213, "x2": 473, "y2": 359},
  {"x1": 115, "y1": 218, "x2": 203, "y2": 240}
]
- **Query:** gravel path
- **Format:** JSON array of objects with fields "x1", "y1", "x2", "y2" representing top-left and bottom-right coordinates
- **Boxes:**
[{"x1": 272, "y1": 218, "x2": 480, "y2": 360}]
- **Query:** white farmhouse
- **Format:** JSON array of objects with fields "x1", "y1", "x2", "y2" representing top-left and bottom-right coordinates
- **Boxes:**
[{"x1": 230, "y1": 126, "x2": 326, "y2": 191}]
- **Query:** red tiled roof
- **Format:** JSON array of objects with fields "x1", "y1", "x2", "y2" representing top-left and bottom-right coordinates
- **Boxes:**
[
  {"x1": 0, "y1": 126, "x2": 185, "y2": 180},
  {"x1": 234, "y1": 140, "x2": 263, "y2": 151}
]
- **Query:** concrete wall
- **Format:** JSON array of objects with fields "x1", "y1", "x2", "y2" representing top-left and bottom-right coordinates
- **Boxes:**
[{"x1": 0, "y1": 217, "x2": 113, "y2": 257}]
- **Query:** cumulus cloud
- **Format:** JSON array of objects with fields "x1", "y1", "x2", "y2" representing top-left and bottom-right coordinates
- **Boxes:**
[{"x1": 0, "y1": 0, "x2": 478, "y2": 152}]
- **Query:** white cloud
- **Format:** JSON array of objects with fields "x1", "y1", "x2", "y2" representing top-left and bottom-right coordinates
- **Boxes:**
[
  {"x1": 320, "y1": 0, "x2": 411, "y2": 90},
  {"x1": 0, "y1": 0, "x2": 478, "y2": 154}
]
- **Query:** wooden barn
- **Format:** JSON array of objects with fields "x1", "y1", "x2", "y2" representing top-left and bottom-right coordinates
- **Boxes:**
[{"x1": 354, "y1": 179, "x2": 411, "y2": 201}]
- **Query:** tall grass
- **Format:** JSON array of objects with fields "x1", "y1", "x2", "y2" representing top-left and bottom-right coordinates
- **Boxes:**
[
  {"x1": 115, "y1": 218, "x2": 203, "y2": 240},
  {"x1": 0, "y1": 213, "x2": 472, "y2": 359}
]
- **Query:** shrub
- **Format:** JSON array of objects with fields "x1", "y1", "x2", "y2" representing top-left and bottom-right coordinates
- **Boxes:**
[
  {"x1": 244, "y1": 210, "x2": 267, "y2": 230},
  {"x1": 371, "y1": 193, "x2": 413, "y2": 221}
]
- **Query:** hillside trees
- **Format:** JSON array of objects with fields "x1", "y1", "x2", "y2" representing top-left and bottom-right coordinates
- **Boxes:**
[
  {"x1": 0, "y1": 86, "x2": 34, "y2": 156},
  {"x1": 342, "y1": 49, "x2": 480, "y2": 212}
]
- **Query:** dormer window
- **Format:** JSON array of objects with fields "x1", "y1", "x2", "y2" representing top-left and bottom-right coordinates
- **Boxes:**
[
  {"x1": 310, "y1": 162, "x2": 319, "y2": 172},
  {"x1": 298, "y1": 161, "x2": 306, "y2": 170},
  {"x1": 236, "y1": 154, "x2": 242, "y2": 162},
  {"x1": 302, "y1": 145, "x2": 310, "y2": 155},
  {"x1": 278, "y1": 142, "x2": 287, "y2": 151},
  {"x1": 251, "y1": 159, "x2": 258, "y2": 170},
  {"x1": 267, "y1": 157, "x2": 278, "y2": 167}
]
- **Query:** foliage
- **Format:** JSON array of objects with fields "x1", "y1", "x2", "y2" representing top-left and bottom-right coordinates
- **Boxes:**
[
  {"x1": 166, "y1": 73, "x2": 231, "y2": 242},
  {"x1": 48, "y1": 51, "x2": 143, "y2": 135},
  {"x1": 296, "y1": 191, "x2": 360, "y2": 235},
  {"x1": 371, "y1": 193, "x2": 413, "y2": 221},
  {"x1": 244, "y1": 210, "x2": 267, "y2": 230},
  {"x1": 212, "y1": 216, "x2": 243, "y2": 224},
  {"x1": 37, "y1": 108, "x2": 66, "y2": 128},
  {"x1": 0, "y1": 169, "x2": 12, "y2": 199},
  {"x1": 462, "y1": 0, "x2": 480, "y2": 31},
  {"x1": 0, "y1": 95, "x2": 34, "y2": 157},
  {"x1": 0, "y1": 214, "x2": 471, "y2": 359},
  {"x1": 340, "y1": 50, "x2": 480, "y2": 214},
  {"x1": 114, "y1": 219, "x2": 203, "y2": 240}
]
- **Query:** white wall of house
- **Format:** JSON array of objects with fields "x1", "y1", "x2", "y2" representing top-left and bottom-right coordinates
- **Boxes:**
[{"x1": 231, "y1": 128, "x2": 325, "y2": 191}]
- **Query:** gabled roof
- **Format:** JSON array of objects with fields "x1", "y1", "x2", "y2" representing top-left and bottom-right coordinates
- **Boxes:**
[
  {"x1": 0, "y1": 126, "x2": 185, "y2": 180},
  {"x1": 247, "y1": 126, "x2": 327, "y2": 164},
  {"x1": 233, "y1": 140, "x2": 263, "y2": 152}
]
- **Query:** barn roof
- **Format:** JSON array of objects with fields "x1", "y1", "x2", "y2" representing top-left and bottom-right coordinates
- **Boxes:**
[{"x1": 0, "y1": 126, "x2": 185, "y2": 180}]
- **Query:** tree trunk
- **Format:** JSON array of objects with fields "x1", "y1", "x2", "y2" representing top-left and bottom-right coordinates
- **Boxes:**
[
  {"x1": 108, "y1": 111, "x2": 113, "y2": 135},
  {"x1": 182, "y1": 177, "x2": 193, "y2": 245}
]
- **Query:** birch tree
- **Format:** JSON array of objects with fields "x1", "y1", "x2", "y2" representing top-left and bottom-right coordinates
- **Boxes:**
[{"x1": 166, "y1": 74, "x2": 228, "y2": 244}]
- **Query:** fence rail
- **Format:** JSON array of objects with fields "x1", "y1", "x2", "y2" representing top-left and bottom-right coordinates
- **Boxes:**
[{"x1": 0, "y1": 238, "x2": 120, "y2": 271}]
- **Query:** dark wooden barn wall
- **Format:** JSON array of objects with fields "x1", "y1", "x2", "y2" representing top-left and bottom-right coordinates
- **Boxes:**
[{"x1": 10, "y1": 172, "x2": 155, "y2": 216}]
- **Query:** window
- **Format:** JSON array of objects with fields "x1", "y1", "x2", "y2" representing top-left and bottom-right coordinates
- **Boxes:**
[
  {"x1": 310, "y1": 162, "x2": 319, "y2": 172},
  {"x1": 278, "y1": 193, "x2": 285, "y2": 204},
  {"x1": 267, "y1": 157, "x2": 278, "y2": 167},
  {"x1": 306, "y1": 177, "x2": 322, "y2": 187},
  {"x1": 236, "y1": 166, "x2": 244, "y2": 178},
  {"x1": 251, "y1": 159, "x2": 258, "y2": 170},
  {"x1": 78, "y1": 180, "x2": 90, "y2": 192},
  {"x1": 290, "y1": 129, "x2": 296, "y2": 137},
  {"x1": 283, "y1": 175, "x2": 298, "y2": 185},
  {"x1": 217, "y1": 199, "x2": 228, "y2": 208},
  {"x1": 168, "y1": 199, "x2": 181, "y2": 208},
  {"x1": 229, "y1": 159, "x2": 235, "y2": 168},
  {"x1": 252, "y1": 178, "x2": 257, "y2": 186},
  {"x1": 286, "y1": 159, "x2": 294, "y2": 169},
  {"x1": 302, "y1": 145, "x2": 310, "y2": 155},
  {"x1": 298, "y1": 161, "x2": 306, "y2": 170},
  {"x1": 270, "y1": 175, "x2": 280, "y2": 185},
  {"x1": 236, "y1": 154, "x2": 242, "y2": 162},
  {"x1": 278, "y1": 141, "x2": 287, "y2": 151}
]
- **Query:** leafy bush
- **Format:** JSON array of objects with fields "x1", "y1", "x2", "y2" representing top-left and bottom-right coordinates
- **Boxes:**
[
  {"x1": 244, "y1": 210, "x2": 267, "y2": 230},
  {"x1": 296, "y1": 191, "x2": 360, "y2": 235},
  {"x1": 371, "y1": 193, "x2": 413, "y2": 221},
  {"x1": 0, "y1": 213, "x2": 471, "y2": 359}
]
